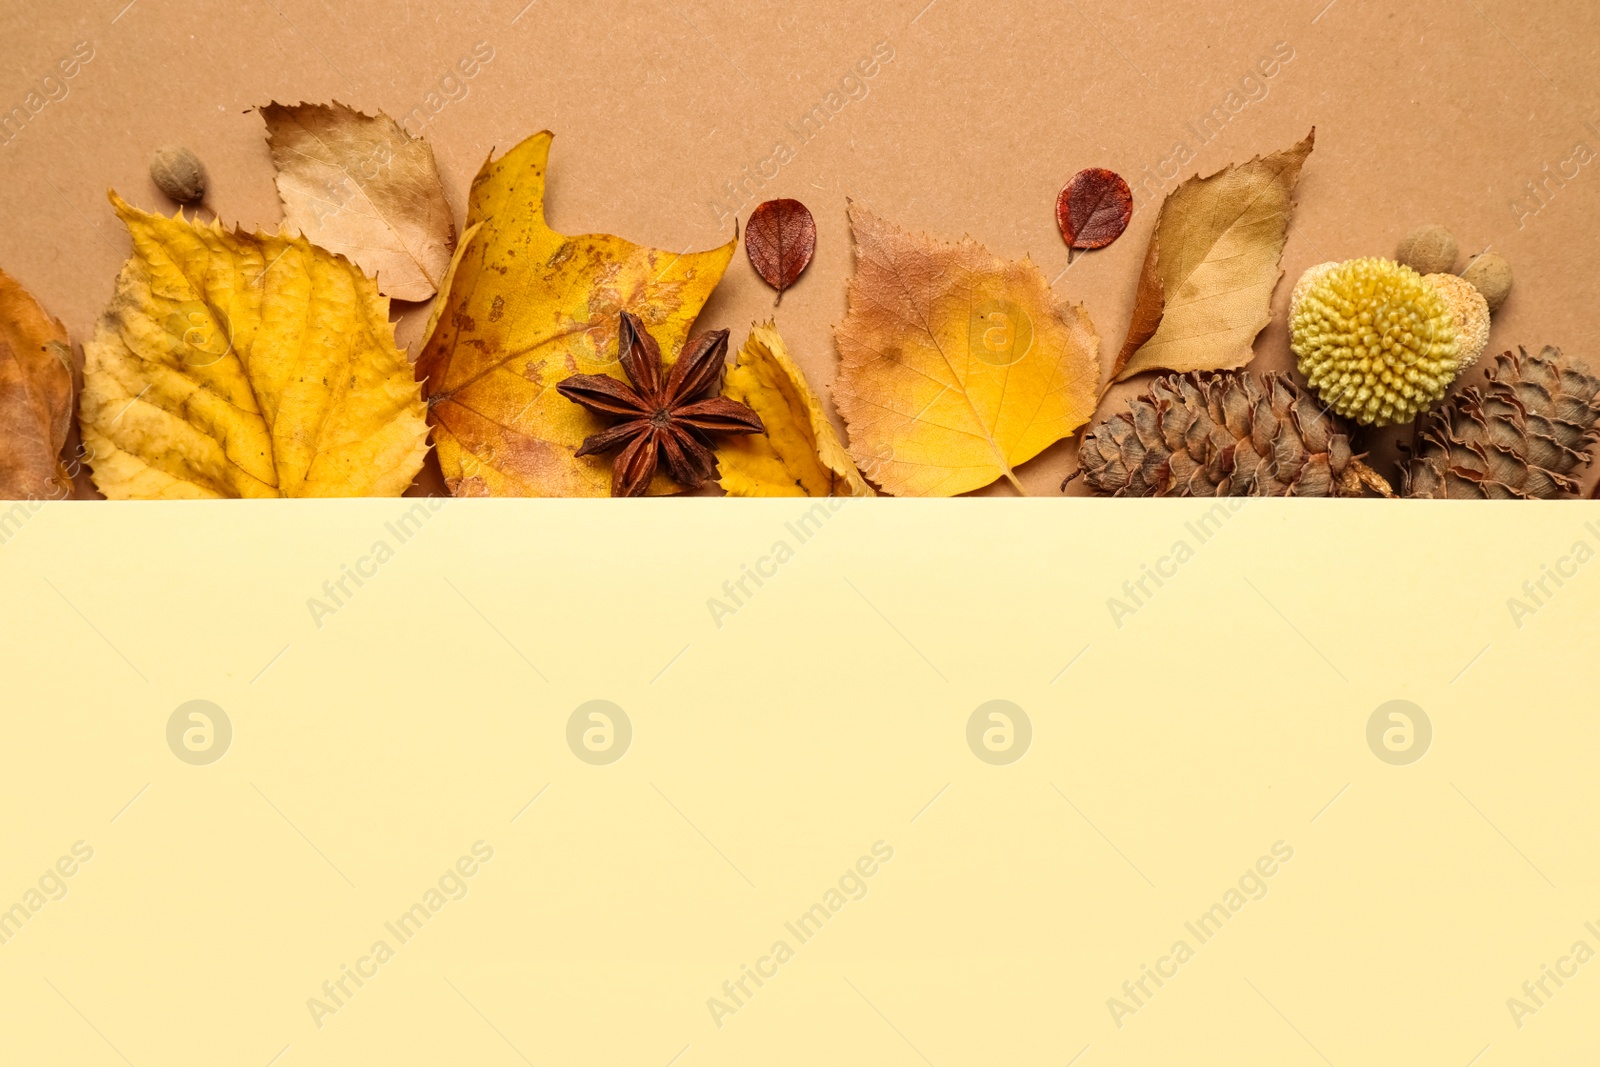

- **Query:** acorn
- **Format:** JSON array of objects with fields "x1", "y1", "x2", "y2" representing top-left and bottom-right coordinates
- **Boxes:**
[
  {"x1": 1289, "y1": 257, "x2": 1490, "y2": 427},
  {"x1": 1395, "y1": 224, "x2": 1458, "y2": 275},
  {"x1": 149, "y1": 145, "x2": 207, "y2": 205},
  {"x1": 1461, "y1": 252, "x2": 1513, "y2": 313}
]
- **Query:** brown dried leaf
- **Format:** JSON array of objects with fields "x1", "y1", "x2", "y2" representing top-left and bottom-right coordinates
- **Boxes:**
[
  {"x1": 745, "y1": 198, "x2": 816, "y2": 303},
  {"x1": 1056, "y1": 168, "x2": 1132, "y2": 256},
  {"x1": 0, "y1": 267, "x2": 74, "y2": 500},
  {"x1": 262, "y1": 101, "x2": 456, "y2": 302},
  {"x1": 1113, "y1": 130, "x2": 1314, "y2": 382}
]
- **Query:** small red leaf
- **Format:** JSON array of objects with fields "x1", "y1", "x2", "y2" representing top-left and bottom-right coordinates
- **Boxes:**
[
  {"x1": 1056, "y1": 168, "x2": 1133, "y2": 256},
  {"x1": 745, "y1": 198, "x2": 816, "y2": 304}
]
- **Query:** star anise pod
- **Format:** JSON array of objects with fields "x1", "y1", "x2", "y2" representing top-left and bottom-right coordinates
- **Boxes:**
[{"x1": 556, "y1": 311, "x2": 765, "y2": 497}]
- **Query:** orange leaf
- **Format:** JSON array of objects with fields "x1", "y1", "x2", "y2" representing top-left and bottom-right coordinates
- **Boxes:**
[{"x1": 0, "y1": 267, "x2": 74, "y2": 500}]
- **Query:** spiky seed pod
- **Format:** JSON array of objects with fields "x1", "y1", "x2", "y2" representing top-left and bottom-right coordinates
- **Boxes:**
[
  {"x1": 1403, "y1": 346, "x2": 1600, "y2": 499},
  {"x1": 1072, "y1": 371, "x2": 1394, "y2": 497},
  {"x1": 1290, "y1": 257, "x2": 1489, "y2": 427}
]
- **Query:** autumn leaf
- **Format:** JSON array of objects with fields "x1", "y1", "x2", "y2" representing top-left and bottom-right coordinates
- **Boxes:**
[
  {"x1": 1056, "y1": 168, "x2": 1132, "y2": 260},
  {"x1": 717, "y1": 322, "x2": 871, "y2": 497},
  {"x1": 833, "y1": 202, "x2": 1101, "y2": 496},
  {"x1": 0, "y1": 267, "x2": 75, "y2": 500},
  {"x1": 262, "y1": 101, "x2": 456, "y2": 302},
  {"x1": 745, "y1": 199, "x2": 816, "y2": 303},
  {"x1": 79, "y1": 193, "x2": 429, "y2": 498},
  {"x1": 1113, "y1": 130, "x2": 1314, "y2": 381},
  {"x1": 415, "y1": 131, "x2": 736, "y2": 497}
]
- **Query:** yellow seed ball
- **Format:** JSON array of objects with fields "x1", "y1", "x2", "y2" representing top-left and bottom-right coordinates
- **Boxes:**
[{"x1": 1290, "y1": 257, "x2": 1467, "y2": 427}]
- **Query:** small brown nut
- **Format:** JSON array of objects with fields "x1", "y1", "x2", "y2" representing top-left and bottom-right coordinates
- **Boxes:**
[
  {"x1": 1461, "y1": 252, "x2": 1513, "y2": 314},
  {"x1": 1395, "y1": 224, "x2": 1458, "y2": 275},
  {"x1": 149, "y1": 145, "x2": 207, "y2": 204}
]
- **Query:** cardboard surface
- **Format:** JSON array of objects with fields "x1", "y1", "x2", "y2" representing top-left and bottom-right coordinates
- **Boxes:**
[
  {"x1": 2, "y1": 499, "x2": 1600, "y2": 1064},
  {"x1": 3, "y1": 0, "x2": 1598, "y2": 494}
]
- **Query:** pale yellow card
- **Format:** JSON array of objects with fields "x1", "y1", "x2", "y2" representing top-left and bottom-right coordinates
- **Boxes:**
[{"x1": 1, "y1": 498, "x2": 1596, "y2": 1066}]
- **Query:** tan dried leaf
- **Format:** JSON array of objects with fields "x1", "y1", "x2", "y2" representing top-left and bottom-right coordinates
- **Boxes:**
[
  {"x1": 262, "y1": 101, "x2": 456, "y2": 302},
  {"x1": 1114, "y1": 130, "x2": 1314, "y2": 381}
]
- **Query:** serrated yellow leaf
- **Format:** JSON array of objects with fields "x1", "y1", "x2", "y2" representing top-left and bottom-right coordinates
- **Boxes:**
[
  {"x1": 717, "y1": 323, "x2": 872, "y2": 497},
  {"x1": 832, "y1": 202, "x2": 1101, "y2": 497},
  {"x1": 79, "y1": 194, "x2": 429, "y2": 498},
  {"x1": 415, "y1": 132, "x2": 736, "y2": 497}
]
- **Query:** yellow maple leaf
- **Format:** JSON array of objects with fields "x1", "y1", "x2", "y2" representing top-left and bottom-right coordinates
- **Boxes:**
[
  {"x1": 79, "y1": 194, "x2": 429, "y2": 498},
  {"x1": 415, "y1": 131, "x2": 736, "y2": 497},
  {"x1": 717, "y1": 323, "x2": 872, "y2": 497},
  {"x1": 832, "y1": 203, "x2": 1101, "y2": 496}
]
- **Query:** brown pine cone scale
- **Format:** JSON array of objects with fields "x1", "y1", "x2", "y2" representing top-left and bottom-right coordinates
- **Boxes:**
[
  {"x1": 1073, "y1": 372, "x2": 1393, "y2": 497},
  {"x1": 1403, "y1": 346, "x2": 1600, "y2": 499}
]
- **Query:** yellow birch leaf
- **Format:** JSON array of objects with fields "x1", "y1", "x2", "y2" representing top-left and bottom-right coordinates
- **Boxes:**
[
  {"x1": 832, "y1": 202, "x2": 1100, "y2": 497},
  {"x1": 262, "y1": 101, "x2": 457, "y2": 302},
  {"x1": 79, "y1": 193, "x2": 429, "y2": 498},
  {"x1": 717, "y1": 322, "x2": 872, "y2": 497},
  {"x1": 0, "y1": 266, "x2": 75, "y2": 500},
  {"x1": 1113, "y1": 130, "x2": 1315, "y2": 381},
  {"x1": 415, "y1": 131, "x2": 736, "y2": 497}
]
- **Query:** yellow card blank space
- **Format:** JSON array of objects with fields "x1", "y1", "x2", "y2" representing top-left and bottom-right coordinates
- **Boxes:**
[{"x1": 0, "y1": 498, "x2": 1596, "y2": 1066}]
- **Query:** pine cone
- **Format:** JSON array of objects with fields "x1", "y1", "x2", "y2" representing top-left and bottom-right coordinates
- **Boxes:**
[
  {"x1": 1403, "y1": 346, "x2": 1600, "y2": 499},
  {"x1": 1072, "y1": 372, "x2": 1394, "y2": 497}
]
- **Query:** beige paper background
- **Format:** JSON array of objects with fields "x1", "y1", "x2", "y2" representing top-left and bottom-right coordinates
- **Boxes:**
[
  {"x1": 2, "y1": 0, "x2": 1598, "y2": 494},
  {"x1": 2, "y1": 498, "x2": 1599, "y2": 1064}
]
